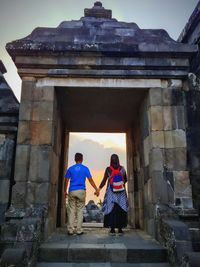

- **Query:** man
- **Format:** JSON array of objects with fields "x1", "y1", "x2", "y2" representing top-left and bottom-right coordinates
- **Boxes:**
[{"x1": 64, "y1": 152, "x2": 99, "y2": 235}]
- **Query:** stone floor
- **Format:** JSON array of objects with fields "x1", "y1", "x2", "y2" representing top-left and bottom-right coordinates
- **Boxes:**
[
  {"x1": 36, "y1": 227, "x2": 170, "y2": 266},
  {"x1": 44, "y1": 227, "x2": 162, "y2": 247}
]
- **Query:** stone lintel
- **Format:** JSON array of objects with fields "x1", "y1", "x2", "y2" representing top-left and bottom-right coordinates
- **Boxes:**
[
  {"x1": 15, "y1": 55, "x2": 189, "y2": 67},
  {"x1": 18, "y1": 68, "x2": 188, "y2": 79},
  {"x1": 36, "y1": 77, "x2": 163, "y2": 88}
]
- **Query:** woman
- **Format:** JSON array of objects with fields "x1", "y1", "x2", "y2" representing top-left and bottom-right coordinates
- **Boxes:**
[{"x1": 99, "y1": 154, "x2": 128, "y2": 235}]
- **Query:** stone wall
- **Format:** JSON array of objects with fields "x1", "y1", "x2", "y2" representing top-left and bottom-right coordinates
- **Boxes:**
[
  {"x1": 178, "y1": 1, "x2": 200, "y2": 213},
  {"x1": 0, "y1": 135, "x2": 15, "y2": 223},
  {"x1": 128, "y1": 79, "x2": 192, "y2": 236},
  {"x1": 10, "y1": 79, "x2": 64, "y2": 236},
  {"x1": 186, "y1": 77, "x2": 200, "y2": 212},
  {"x1": 0, "y1": 61, "x2": 19, "y2": 223}
]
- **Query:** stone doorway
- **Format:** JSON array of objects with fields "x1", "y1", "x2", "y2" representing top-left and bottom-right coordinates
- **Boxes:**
[{"x1": 55, "y1": 84, "x2": 148, "y2": 231}]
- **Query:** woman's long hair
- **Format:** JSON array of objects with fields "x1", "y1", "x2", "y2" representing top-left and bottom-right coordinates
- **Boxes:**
[{"x1": 110, "y1": 154, "x2": 120, "y2": 169}]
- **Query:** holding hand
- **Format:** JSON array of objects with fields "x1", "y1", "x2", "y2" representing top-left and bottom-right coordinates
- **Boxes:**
[{"x1": 94, "y1": 188, "x2": 100, "y2": 197}]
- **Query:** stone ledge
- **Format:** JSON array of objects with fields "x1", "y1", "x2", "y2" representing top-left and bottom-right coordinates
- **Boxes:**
[{"x1": 1, "y1": 248, "x2": 27, "y2": 265}]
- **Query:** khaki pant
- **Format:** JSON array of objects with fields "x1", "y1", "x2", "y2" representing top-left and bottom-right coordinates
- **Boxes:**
[{"x1": 67, "y1": 190, "x2": 86, "y2": 233}]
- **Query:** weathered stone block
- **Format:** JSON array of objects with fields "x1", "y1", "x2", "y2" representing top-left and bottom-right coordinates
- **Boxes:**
[
  {"x1": 144, "y1": 166, "x2": 149, "y2": 183},
  {"x1": 163, "y1": 106, "x2": 173, "y2": 130},
  {"x1": 152, "y1": 171, "x2": 168, "y2": 204},
  {"x1": 1, "y1": 220, "x2": 20, "y2": 241},
  {"x1": 138, "y1": 169, "x2": 144, "y2": 189},
  {"x1": 149, "y1": 148, "x2": 164, "y2": 172},
  {"x1": 181, "y1": 198, "x2": 193, "y2": 209},
  {"x1": 0, "y1": 137, "x2": 15, "y2": 179},
  {"x1": 0, "y1": 203, "x2": 7, "y2": 223},
  {"x1": 0, "y1": 180, "x2": 10, "y2": 203},
  {"x1": 172, "y1": 106, "x2": 186, "y2": 129},
  {"x1": 51, "y1": 151, "x2": 59, "y2": 184},
  {"x1": 105, "y1": 243, "x2": 127, "y2": 262},
  {"x1": 29, "y1": 145, "x2": 51, "y2": 182},
  {"x1": 147, "y1": 178, "x2": 153, "y2": 203},
  {"x1": 143, "y1": 136, "x2": 150, "y2": 166},
  {"x1": 0, "y1": 160, "x2": 7, "y2": 179},
  {"x1": 32, "y1": 101, "x2": 54, "y2": 121},
  {"x1": 1, "y1": 248, "x2": 27, "y2": 265},
  {"x1": 16, "y1": 218, "x2": 41, "y2": 242},
  {"x1": 172, "y1": 129, "x2": 186, "y2": 148},
  {"x1": 171, "y1": 90, "x2": 184, "y2": 105},
  {"x1": 164, "y1": 148, "x2": 187, "y2": 171},
  {"x1": 14, "y1": 145, "x2": 30, "y2": 182},
  {"x1": 141, "y1": 100, "x2": 150, "y2": 139},
  {"x1": 146, "y1": 218, "x2": 156, "y2": 237},
  {"x1": 174, "y1": 171, "x2": 192, "y2": 198},
  {"x1": 26, "y1": 182, "x2": 49, "y2": 205},
  {"x1": 0, "y1": 134, "x2": 6, "y2": 144},
  {"x1": 17, "y1": 121, "x2": 31, "y2": 144},
  {"x1": 19, "y1": 101, "x2": 32, "y2": 121},
  {"x1": 11, "y1": 182, "x2": 26, "y2": 207},
  {"x1": 150, "y1": 131, "x2": 164, "y2": 148},
  {"x1": 164, "y1": 131, "x2": 174, "y2": 148},
  {"x1": 144, "y1": 183, "x2": 148, "y2": 205},
  {"x1": 20, "y1": 80, "x2": 35, "y2": 101},
  {"x1": 149, "y1": 88, "x2": 162, "y2": 106},
  {"x1": 168, "y1": 79, "x2": 183, "y2": 89},
  {"x1": 186, "y1": 90, "x2": 200, "y2": 128},
  {"x1": 33, "y1": 86, "x2": 54, "y2": 101},
  {"x1": 68, "y1": 243, "x2": 106, "y2": 262},
  {"x1": 162, "y1": 88, "x2": 172, "y2": 105},
  {"x1": 188, "y1": 152, "x2": 200, "y2": 172},
  {"x1": 174, "y1": 148, "x2": 187, "y2": 171},
  {"x1": 149, "y1": 106, "x2": 163, "y2": 130},
  {"x1": 128, "y1": 179, "x2": 134, "y2": 192},
  {"x1": 138, "y1": 190, "x2": 144, "y2": 209},
  {"x1": 30, "y1": 121, "x2": 53, "y2": 145}
]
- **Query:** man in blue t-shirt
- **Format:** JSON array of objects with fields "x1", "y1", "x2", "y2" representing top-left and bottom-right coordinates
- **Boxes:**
[{"x1": 64, "y1": 152, "x2": 99, "y2": 235}]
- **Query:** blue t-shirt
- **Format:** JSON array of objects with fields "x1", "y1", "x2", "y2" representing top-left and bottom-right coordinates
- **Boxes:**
[{"x1": 65, "y1": 163, "x2": 92, "y2": 192}]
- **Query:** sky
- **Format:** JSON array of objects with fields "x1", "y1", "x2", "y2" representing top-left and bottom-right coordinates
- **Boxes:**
[
  {"x1": 68, "y1": 133, "x2": 127, "y2": 203},
  {"x1": 0, "y1": 0, "x2": 199, "y2": 203}
]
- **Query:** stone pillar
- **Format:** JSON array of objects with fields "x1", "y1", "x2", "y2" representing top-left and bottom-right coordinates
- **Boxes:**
[
  {"x1": 10, "y1": 78, "x2": 60, "y2": 235},
  {"x1": 126, "y1": 129, "x2": 135, "y2": 228},
  {"x1": 57, "y1": 131, "x2": 69, "y2": 227},
  {"x1": 143, "y1": 79, "x2": 193, "y2": 236},
  {"x1": 186, "y1": 74, "x2": 200, "y2": 212}
]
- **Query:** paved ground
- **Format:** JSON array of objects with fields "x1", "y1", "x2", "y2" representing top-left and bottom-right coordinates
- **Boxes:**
[
  {"x1": 36, "y1": 227, "x2": 170, "y2": 266},
  {"x1": 44, "y1": 227, "x2": 163, "y2": 249}
]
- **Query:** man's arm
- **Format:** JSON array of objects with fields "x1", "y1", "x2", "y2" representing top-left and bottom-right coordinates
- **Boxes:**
[
  {"x1": 88, "y1": 178, "x2": 99, "y2": 197},
  {"x1": 64, "y1": 178, "x2": 69, "y2": 198}
]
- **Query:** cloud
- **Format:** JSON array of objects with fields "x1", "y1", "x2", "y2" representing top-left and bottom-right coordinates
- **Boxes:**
[{"x1": 68, "y1": 134, "x2": 126, "y2": 171}]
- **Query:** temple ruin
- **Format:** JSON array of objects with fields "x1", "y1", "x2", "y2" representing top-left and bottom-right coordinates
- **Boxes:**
[{"x1": 1, "y1": 2, "x2": 200, "y2": 266}]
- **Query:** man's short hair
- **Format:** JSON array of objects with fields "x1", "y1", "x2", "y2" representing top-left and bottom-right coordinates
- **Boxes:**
[{"x1": 75, "y1": 153, "x2": 83, "y2": 162}]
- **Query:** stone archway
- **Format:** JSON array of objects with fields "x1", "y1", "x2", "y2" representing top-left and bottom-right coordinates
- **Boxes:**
[{"x1": 6, "y1": 2, "x2": 196, "y2": 238}]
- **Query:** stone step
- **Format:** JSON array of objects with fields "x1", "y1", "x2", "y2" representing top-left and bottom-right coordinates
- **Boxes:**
[
  {"x1": 189, "y1": 228, "x2": 200, "y2": 251},
  {"x1": 38, "y1": 242, "x2": 167, "y2": 263},
  {"x1": 36, "y1": 263, "x2": 170, "y2": 267}
]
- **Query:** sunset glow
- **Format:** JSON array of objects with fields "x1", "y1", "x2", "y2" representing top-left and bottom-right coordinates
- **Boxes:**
[{"x1": 68, "y1": 133, "x2": 127, "y2": 203}]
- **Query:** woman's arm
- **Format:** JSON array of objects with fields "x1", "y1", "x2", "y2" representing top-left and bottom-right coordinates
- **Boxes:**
[{"x1": 99, "y1": 167, "x2": 109, "y2": 189}]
